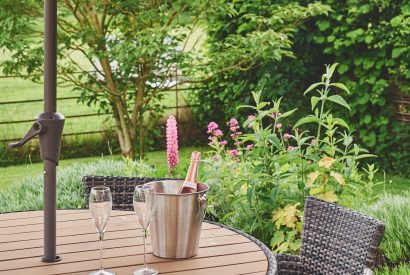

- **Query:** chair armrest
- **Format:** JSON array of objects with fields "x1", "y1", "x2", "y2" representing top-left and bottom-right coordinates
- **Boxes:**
[{"x1": 275, "y1": 254, "x2": 302, "y2": 274}]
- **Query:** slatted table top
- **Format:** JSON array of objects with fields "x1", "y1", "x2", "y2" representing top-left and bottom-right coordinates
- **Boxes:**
[{"x1": 0, "y1": 210, "x2": 273, "y2": 275}]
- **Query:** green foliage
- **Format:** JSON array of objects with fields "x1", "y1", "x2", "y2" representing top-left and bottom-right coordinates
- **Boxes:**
[
  {"x1": 204, "y1": 65, "x2": 378, "y2": 252},
  {"x1": 376, "y1": 264, "x2": 410, "y2": 275},
  {"x1": 359, "y1": 192, "x2": 410, "y2": 263},
  {"x1": 0, "y1": 159, "x2": 156, "y2": 213},
  {"x1": 301, "y1": 0, "x2": 410, "y2": 175},
  {"x1": 0, "y1": 0, "x2": 211, "y2": 157},
  {"x1": 194, "y1": 0, "x2": 410, "y2": 175},
  {"x1": 191, "y1": 0, "x2": 331, "y2": 124}
]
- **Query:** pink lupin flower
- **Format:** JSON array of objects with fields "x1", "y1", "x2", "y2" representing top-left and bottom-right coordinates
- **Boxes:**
[
  {"x1": 246, "y1": 144, "x2": 254, "y2": 150},
  {"x1": 276, "y1": 123, "x2": 282, "y2": 129},
  {"x1": 283, "y1": 133, "x2": 291, "y2": 139},
  {"x1": 166, "y1": 115, "x2": 179, "y2": 173}
]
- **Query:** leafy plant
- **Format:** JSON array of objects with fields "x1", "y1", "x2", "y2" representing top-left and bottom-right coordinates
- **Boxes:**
[
  {"x1": 204, "y1": 64, "x2": 379, "y2": 252},
  {"x1": 191, "y1": 1, "x2": 331, "y2": 124},
  {"x1": 194, "y1": 0, "x2": 410, "y2": 175}
]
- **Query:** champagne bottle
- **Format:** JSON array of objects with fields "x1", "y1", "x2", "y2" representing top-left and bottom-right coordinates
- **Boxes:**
[{"x1": 179, "y1": 151, "x2": 201, "y2": 194}]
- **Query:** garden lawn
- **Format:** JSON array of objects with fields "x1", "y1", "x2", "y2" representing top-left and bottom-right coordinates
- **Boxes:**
[
  {"x1": 375, "y1": 174, "x2": 410, "y2": 195},
  {"x1": 0, "y1": 77, "x2": 190, "y2": 141},
  {"x1": 0, "y1": 146, "x2": 207, "y2": 189}
]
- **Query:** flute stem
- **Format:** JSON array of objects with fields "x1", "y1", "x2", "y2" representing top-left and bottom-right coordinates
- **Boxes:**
[{"x1": 99, "y1": 232, "x2": 104, "y2": 272}]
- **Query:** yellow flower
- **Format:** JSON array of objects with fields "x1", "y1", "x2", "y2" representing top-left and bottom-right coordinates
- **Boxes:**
[
  {"x1": 330, "y1": 171, "x2": 345, "y2": 185},
  {"x1": 306, "y1": 171, "x2": 320, "y2": 187},
  {"x1": 318, "y1": 157, "x2": 336, "y2": 169}
]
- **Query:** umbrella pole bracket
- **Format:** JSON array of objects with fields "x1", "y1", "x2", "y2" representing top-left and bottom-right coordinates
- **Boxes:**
[
  {"x1": 8, "y1": 113, "x2": 65, "y2": 164},
  {"x1": 8, "y1": 112, "x2": 64, "y2": 264}
]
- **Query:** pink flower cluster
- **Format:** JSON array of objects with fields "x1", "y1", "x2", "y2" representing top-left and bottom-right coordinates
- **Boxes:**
[
  {"x1": 229, "y1": 149, "x2": 238, "y2": 157},
  {"x1": 229, "y1": 118, "x2": 242, "y2": 140},
  {"x1": 207, "y1": 121, "x2": 227, "y2": 145},
  {"x1": 247, "y1": 115, "x2": 255, "y2": 128},
  {"x1": 166, "y1": 115, "x2": 179, "y2": 171}
]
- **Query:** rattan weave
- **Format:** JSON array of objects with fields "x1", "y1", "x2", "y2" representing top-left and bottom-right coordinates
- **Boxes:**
[
  {"x1": 275, "y1": 196, "x2": 385, "y2": 275},
  {"x1": 82, "y1": 176, "x2": 173, "y2": 210}
]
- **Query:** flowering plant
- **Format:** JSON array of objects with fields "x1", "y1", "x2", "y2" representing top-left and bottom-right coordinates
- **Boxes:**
[
  {"x1": 166, "y1": 115, "x2": 179, "y2": 176},
  {"x1": 204, "y1": 64, "x2": 381, "y2": 253}
]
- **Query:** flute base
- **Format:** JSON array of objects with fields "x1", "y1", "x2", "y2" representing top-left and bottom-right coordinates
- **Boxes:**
[
  {"x1": 133, "y1": 267, "x2": 159, "y2": 275},
  {"x1": 89, "y1": 269, "x2": 115, "y2": 275}
]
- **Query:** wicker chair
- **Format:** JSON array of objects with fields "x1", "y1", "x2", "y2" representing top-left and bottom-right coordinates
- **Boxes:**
[
  {"x1": 276, "y1": 196, "x2": 385, "y2": 275},
  {"x1": 82, "y1": 176, "x2": 174, "y2": 210}
]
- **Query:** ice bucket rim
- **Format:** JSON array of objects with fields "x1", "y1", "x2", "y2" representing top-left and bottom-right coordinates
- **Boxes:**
[{"x1": 145, "y1": 180, "x2": 208, "y2": 196}]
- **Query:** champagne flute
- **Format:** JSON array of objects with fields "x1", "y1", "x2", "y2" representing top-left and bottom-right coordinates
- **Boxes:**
[
  {"x1": 133, "y1": 185, "x2": 158, "y2": 275},
  {"x1": 89, "y1": 186, "x2": 115, "y2": 275}
]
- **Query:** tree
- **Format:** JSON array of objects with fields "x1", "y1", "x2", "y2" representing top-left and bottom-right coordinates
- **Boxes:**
[
  {"x1": 0, "y1": 0, "x2": 329, "y2": 158},
  {"x1": 191, "y1": 0, "x2": 331, "y2": 125}
]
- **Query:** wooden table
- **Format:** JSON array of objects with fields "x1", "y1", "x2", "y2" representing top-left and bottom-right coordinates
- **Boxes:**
[{"x1": 0, "y1": 210, "x2": 275, "y2": 275}]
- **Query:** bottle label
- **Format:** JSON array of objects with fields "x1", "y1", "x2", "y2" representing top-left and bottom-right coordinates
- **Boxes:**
[{"x1": 182, "y1": 181, "x2": 197, "y2": 190}]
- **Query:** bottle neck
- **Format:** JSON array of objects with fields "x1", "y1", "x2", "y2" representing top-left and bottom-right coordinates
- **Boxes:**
[{"x1": 185, "y1": 160, "x2": 199, "y2": 183}]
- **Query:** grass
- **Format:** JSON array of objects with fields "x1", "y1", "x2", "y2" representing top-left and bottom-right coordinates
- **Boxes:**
[
  {"x1": 0, "y1": 146, "x2": 207, "y2": 189},
  {"x1": 375, "y1": 173, "x2": 410, "y2": 195},
  {"x1": 0, "y1": 146, "x2": 207, "y2": 213},
  {"x1": 0, "y1": 77, "x2": 190, "y2": 140},
  {"x1": 0, "y1": 38, "x2": 193, "y2": 142},
  {"x1": 376, "y1": 264, "x2": 410, "y2": 275},
  {"x1": 360, "y1": 192, "x2": 410, "y2": 263}
]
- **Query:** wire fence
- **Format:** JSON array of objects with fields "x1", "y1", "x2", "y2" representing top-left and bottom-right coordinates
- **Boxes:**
[{"x1": 0, "y1": 75, "x2": 200, "y2": 143}]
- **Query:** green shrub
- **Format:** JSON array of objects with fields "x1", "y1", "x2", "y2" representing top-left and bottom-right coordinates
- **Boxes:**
[
  {"x1": 359, "y1": 192, "x2": 410, "y2": 263},
  {"x1": 204, "y1": 65, "x2": 378, "y2": 253},
  {"x1": 0, "y1": 159, "x2": 156, "y2": 213},
  {"x1": 194, "y1": 0, "x2": 410, "y2": 175}
]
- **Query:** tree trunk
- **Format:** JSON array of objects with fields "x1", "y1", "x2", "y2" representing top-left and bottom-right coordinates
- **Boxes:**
[
  {"x1": 99, "y1": 58, "x2": 135, "y2": 158},
  {"x1": 131, "y1": 65, "x2": 149, "y2": 158}
]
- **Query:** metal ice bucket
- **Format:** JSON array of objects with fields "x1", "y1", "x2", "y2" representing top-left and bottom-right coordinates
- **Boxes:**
[{"x1": 147, "y1": 180, "x2": 208, "y2": 259}]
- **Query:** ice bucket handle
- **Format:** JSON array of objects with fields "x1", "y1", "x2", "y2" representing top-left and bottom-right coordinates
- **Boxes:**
[{"x1": 198, "y1": 194, "x2": 207, "y2": 221}]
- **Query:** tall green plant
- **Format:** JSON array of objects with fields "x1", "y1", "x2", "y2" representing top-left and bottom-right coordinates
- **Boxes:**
[{"x1": 204, "y1": 64, "x2": 378, "y2": 253}]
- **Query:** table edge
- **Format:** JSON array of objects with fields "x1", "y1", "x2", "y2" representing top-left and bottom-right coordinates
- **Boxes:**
[{"x1": 205, "y1": 220, "x2": 277, "y2": 275}]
